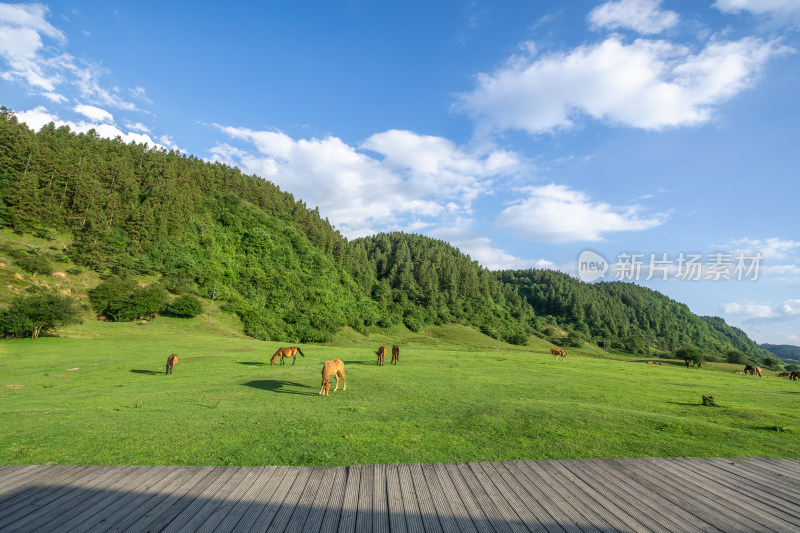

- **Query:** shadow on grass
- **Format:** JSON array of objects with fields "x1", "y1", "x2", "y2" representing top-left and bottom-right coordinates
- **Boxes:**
[
  {"x1": 242, "y1": 380, "x2": 316, "y2": 396},
  {"x1": 237, "y1": 361, "x2": 267, "y2": 366},
  {"x1": 130, "y1": 369, "x2": 162, "y2": 376},
  {"x1": 341, "y1": 359, "x2": 376, "y2": 366}
]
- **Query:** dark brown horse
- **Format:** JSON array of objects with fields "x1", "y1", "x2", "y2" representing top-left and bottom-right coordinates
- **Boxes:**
[
  {"x1": 377, "y1": 346, "x2": 386, "y2": 366},
  {"x1": 271, "y1": 346, "x2": 305, "y2": 366},
  {"x1": 391, "y1": 345, "x2": 399, "y2": 365},
  {"x1": 165, "y1": 354, "x2": 178, "y2": 375}
]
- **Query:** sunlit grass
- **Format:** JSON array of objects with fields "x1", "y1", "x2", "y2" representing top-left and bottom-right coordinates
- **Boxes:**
[{"x1": 1, "y1": 316, "x2": 798, "y2": 466}]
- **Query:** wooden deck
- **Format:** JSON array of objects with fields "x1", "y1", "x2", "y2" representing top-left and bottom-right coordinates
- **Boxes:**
[{"x1": 1, "y1": 458, "x2": 799, "y2": 532}]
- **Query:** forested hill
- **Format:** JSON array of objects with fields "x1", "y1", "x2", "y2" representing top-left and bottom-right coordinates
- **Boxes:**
[
  {"x1": 763, "y1": 344, "x2": 800, "y2": 364},
  {"x1": 496, "y1": 269, "x2": 771, "y2": 360},
  {"x1": 0, "y1": 108, "x2": 532, "y2": 342},
  {"x1": 0, "y1": 108, "x2": 770, "y2": 360}
]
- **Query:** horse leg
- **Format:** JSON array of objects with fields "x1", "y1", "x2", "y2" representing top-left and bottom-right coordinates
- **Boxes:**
[
  {"x1": 341, "y1": 370, "x2": 346, "y2": 391},
  {"x1": 333, "y1": 374, "x2": 339, "y2": 392},
  {"x1": 292, "y1": 355, "x2": 296, "y2": 366}
]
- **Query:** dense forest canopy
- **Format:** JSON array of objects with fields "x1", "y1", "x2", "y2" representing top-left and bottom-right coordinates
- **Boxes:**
[{"x1": 0, "y1": 108, "x2": 774, "y2": 361}]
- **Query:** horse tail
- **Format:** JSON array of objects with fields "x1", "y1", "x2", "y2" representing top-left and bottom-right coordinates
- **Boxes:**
[{"x1": 296, "y1": 347, "x2": 305, "y2": 357}]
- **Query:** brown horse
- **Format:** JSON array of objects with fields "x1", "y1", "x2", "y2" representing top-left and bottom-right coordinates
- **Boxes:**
[
  {"x1": 391, "y1": 345, "x2": 399, "y2": 365},
  {"x1": 377, "y1": 346, "x2": 386, "y2": 366},
  {"x1": 791, "y1": 371, "x2": 800, "y2": 381},
  {"x1": 755, "y1": 366, "x2": 763, "y2": 377},
  {"x1": 165, "y1": 354, "x2": 178, "y2": 375},
  {"x1": 646, "y1": 361, "x2": 661, "y2": 365},
  {"x1": 550, "y1": 347, "x2": 561, "y2": 357},
  {"x1": 270, "y1": 346, "x2": 305, "y2": 366},
  {"x1": 319, "y1": 359, "x2": 346, "y2": 396},
  {"x1": 97, "y1": 316, "x2": 106, "y2": 321}
]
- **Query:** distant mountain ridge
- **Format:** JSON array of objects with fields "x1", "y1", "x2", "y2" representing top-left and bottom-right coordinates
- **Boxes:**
[{"x1": 763, "y1": 344, "x2": 800, "y2": 364}]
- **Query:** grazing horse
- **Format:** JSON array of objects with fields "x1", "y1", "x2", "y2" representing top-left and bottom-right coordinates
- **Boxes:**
[
  {"x1": 319, "y1": 359, "x2": 346, "y2": 396},
  {"x1": 551, "y1": 347, "x2": 561, "y2": 357},
  {"x1": 559, "y1": 349, "x2": 567, "y2": 361},
  {"x1": 270, "y1": 346, "x2": 305, "y2": 366},
  {"x1": 165, "y1": 354, "x2": 178, "y2": 375},
  {"x1": 778, "y1": 372, "x2": 790, "y2": 378},
  {"x1": 791, "y1": 371, "x2": 800, "y2": 381},
  {"x1": 755, "y1": 366, "x2": 763, "y2": 377},
  {"x1": 377, "y1": 346, "x2": 386, "y2": 366},
  {"x1": 391, "y1": 345, "x2": 399, "y2": 365},
  {"x1": 97, "y1": 316, "x2": 106, "y2": 322},
  {"x1": 646, "y1": 361, "x2": 661, "y2": 365}
]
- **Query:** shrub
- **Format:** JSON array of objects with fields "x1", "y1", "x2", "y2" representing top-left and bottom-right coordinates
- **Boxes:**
[
  {"x1": 0, "y1": 292, "x2": 81, "y2": 338},
  {"x1": 88, "y1": 277, "x2": 168, "y2": 321},
  {"x1": 167, "y1": 295, "x2": 203, "y2": 318},
  {"x1": 15, "y1": 254, "x2": 52, "y2": 276},
  {"x1": 506, "y1": 331, "x2": 528, "y2": 346},
  {"x1": 726, "y1": 350, "x2": 749, "y2": 365},
  {"x1": 675, "y1": 345, "x2": 704, "y2": 366}
]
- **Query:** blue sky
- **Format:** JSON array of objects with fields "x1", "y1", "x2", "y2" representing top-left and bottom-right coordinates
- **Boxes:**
[{"x1": 1, "y1": 0, "x2": 799, "y2": 345}]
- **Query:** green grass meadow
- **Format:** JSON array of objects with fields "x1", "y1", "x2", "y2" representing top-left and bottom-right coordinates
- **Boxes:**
[{"x1": 1, "y1": 315, "x2": 799, "y2": 467}]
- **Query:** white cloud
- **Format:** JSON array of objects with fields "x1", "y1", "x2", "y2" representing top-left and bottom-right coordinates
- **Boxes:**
[
  {"x1": 722, "y1": 302, "x2": 775, "y2": 318},
  {"x1": 456, "y1": 35, "x2": 791, "y2": 134},
  {"x1": 588, "y1": 0, "x2": 679, "y2": 34},
  {"x1": 430, "y1": 222, "x2": 559, "y2": 271},
  {"x1": 497, "y1": 183, "x2": 668, "y2": 243},
  {"x1": 211, "y1": 125, "x2": 525, "y2": 238},
  {"x1": 14, "y1": 105, "x2": 171, "y2": 150},
  {"x1": 74, "y1": 103, "x2": 113, "y2": 123},
  {"x1": 0, "y1": 2, "x2": 138, "y2": 110},
  {"x1": 782, "y1": 299, "x2": 800, "y2": 315},
  {"x1": 723, "y1": 237, "x2": 800, "y2": 260},
  {"x1": 715, "y1": 0, "x2": 800, "y2": 20},
  {"x1": 125, "y1": 122, "x2": 151, "y2": 133}
]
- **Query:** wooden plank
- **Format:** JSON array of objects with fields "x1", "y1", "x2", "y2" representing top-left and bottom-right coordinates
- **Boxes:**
[
  {"x1": 481, "y1": 461, "x2": 562, "y2": 533},
  {"x1": 38, "y1": 465, "x2": 157, "y2": 532},
  {"x1": 80, "y1": 466, "x2": 210, "y2": 533},
  {"x1": 657, "y1": 457, "x2": 799, "y2": 532},
  {"x1": 467, "y1": 462, "x2": 531, "y2": 533},
  {"x1": 577, "y1": 459, "x2": 708, "y2": 533},
  {"x1": 408, "y1": 462, "x2": 443, "y2": 533},
  {"x1": 338, "y1": 464, "x2": 362, "y2": 533},
  {"x1": 164, "y1": 466, "x2": 253, "y2": 533},
  {"x1": 1, "y1": 465, "x2": 122, "y2": 532},
  {"x1": 455, "y1": 462, "x2": 515, "y2": 533},
  {"x1": 733, "y1": 458, "x2": 800, "y2": 492},
  {"x1": 295, "y1": 466, "x2": 341, "y2": 533},
  {"x1": 230, "y1": 466, "x2": 294, "y2": 533},
  {"x1": 317, "y1": 465, "x2": 348, "y2": 533},
  {"x1": 397, "y1": 463, "x2": 425, "y2": 533},
  {"x1": 264, "y1": 466, "x2": 313, "y2": 533},
  {"x1": 355, "y1": 463, "x2": 374, "y2": 533},
  {"x1": 385, "y1": 464, "x2": 408, "y2": 533},
  {"x1": 431, "y1": 462, "x2": 479, "y2": 533},
  {"x1": 371, "y1": 463, "x2": 390, "y2": 533},
  {"x1": 417, "y1": 463, "x2": 458, "y2": 533},
  {"x1": 442, "y1": 462, "x2": 496, "y2": 533},
  {"x1": 613, "y1": 458, "x2": 774, "y2": 533},
  {"x1": 131, "y1": 466, "x2": 234, "y2": 533},
  {"x1": 200, "y1": 466, "x2": 276, "y2": 533},
  {"x1": 282, "y1": 467, "x2": 326, "y2": 533},
  {"x1": 685, "y1": 458, "x2": 800, "y2": 519},
  {"x1": 548, "y1": 459, "x2": 662, "y2": 533},
  {"x1": 0, "y1": 464, "x2": 85, "y2": 516},
  {"x1": 0, "y1": 465, "x2": 49, "y2": 495},
  {"x1": 519, "y1": 461, "x2": 605, "y2": 533}
]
